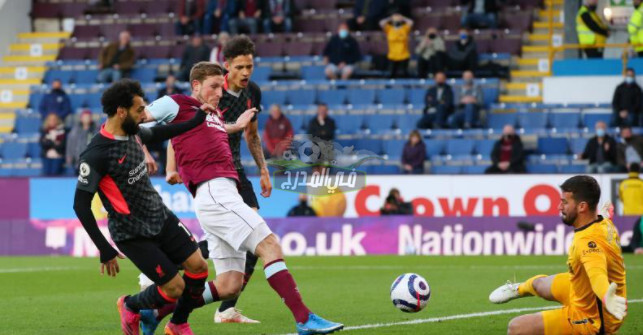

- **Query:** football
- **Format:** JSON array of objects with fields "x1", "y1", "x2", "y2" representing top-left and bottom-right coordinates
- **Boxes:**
[{"x1": 390, "y1": 273, "x2": 431, "y2": 313}]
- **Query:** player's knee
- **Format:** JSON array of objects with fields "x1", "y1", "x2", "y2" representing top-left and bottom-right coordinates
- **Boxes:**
[
  {"x1": 532, "y1": 276, "x2": 549, "y2": 296},
  {"x1": 163, "y1": 277, "x2": 185, "y2": 299},
  {"x1": 217, "y1": 279, "x2": 243, "y2": 299},
  {"x1": 507, "y1": 317, "x2": 522, "y2": 335},
  {"x1": 256, "y1": 234, "x2": 283, "y2": 260},
  {"x1": 187, "y1": 258, "x2": 209, "y2": 275}
]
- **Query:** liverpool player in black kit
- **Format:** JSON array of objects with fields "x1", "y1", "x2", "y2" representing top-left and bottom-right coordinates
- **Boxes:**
[{"x1": 73, "y1": 79, "x2": 213, "y2": 335}]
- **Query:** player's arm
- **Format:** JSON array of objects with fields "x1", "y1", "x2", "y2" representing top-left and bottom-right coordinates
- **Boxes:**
[
  {"x1": 225, "y1": 108, "x2": 257, "y2": 134},
  {"x1": 579, "y1": 238, "x2": 627, "y2": 320},
  {"x1": 165, "y1": 141, "x2": 182, "y2": 185},
  {"x1": 138, "y1": 107, "x2": 207, "y2": 145},
  {"x1": 245, "y1": 119, "x2": 272, "y2": 197}
]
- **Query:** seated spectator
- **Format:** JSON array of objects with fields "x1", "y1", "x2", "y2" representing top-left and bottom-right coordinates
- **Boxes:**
[
  {"x1": 308, "y1": 103, "x2": 336, "y2": 142},
  {"x1": 380, "y1": 188, "x2": 413, "y2": 215},
  {"x1": 611, "y1": 68, "x2": 641, "y2": 127},
  {"x1": 349, "y1": 0, "x2": 388, "y2": 31},
  {"x1": 209, "y1": 32, "x2": 230, "y2": 64},
  {"x1": 157, "y1": 75, "x2": 183, "y2": 99},
  {"x1": 380, "y1": 12, "x2": 413, "y2": 78},
  {"x1": 448, "y1": 28, "x2": 478, "y2": 73},
  {"x1": 210, "y1": 0, "x2": 238, "y2": 33},
  {"x1": 263, "y1": 0, "x2": 294, "y2": 33},
  {"x1": 485, "y1": 125, "x2": 526, "y2": 174},
  {"x1": 401, "y1": 130, "x2": 426, "y2": 174},
  {"x1": 417, "y1": 71, "x2": 454, "y2": 129},
  {"x1": 176, "y1": 0, "x2": 206, "y2": 36},
  {"x1": 65, "y1": 110, "x2": 96, "y2": 174},
  {"x1": 38, "y1": 79, "x2": 72, "y2": 122},
  {"x1": 621, "y1": 217, "x2": 643, "y2": 254},
  {"x1": 415, "y1": 27, "x2": 446, "y2": 79},
  {"x1": 40, "y1": 113, "x2": 66, "y2": 176},
  {"x1": 461, "y1": 0, "x2": 498, "y2": 29},
  {"x1": 323, "y1": 23, "x2": 362, "y2": 80},
  {"x1": 617, "y1": 126, "x2": 643, "y2": 171},
  {"x1": 287, "y1": 194, "x2": 317, "y2": 217},
  {"x1": 229, "y1": 0, "x2": 262, "y2": 35},
  {"x1": 178, "y1": 35, "x2": 211, "y2": 82},
  {"x1": 449, "y1": 70, "x2": 483, "y2": 129},
  {"x1": 202, "y1": 0, "x2": 220, "y2": 34},
  {"x1": 263, "y1": 104, "x2": 293, "y2": 158},
  {"x1": 581, "y1": 121, "x2": 618, "y2": 173},
  {"x1": 97, "y1": 31, "x2": 135, "y2": 83}
]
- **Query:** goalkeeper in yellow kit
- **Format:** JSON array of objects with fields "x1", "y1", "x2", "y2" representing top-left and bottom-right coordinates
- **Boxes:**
[{"x1": 489, "y1": 175, "x2": 627, "y2": 335}]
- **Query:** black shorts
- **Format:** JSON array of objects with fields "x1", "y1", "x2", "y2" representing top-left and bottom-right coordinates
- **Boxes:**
[
  {"x1": 238, "y1": 168, "x2": 259, "y2": 209},
  {"x1": 115, "y1": 216, "x2": 198, "y2": 286}
]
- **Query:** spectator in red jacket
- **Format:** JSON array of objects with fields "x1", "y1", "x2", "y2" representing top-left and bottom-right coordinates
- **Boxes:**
[
  {"x1": 40, "y1": 113, "x2": 67, "y2": 176},
  {"x1": 176, "y1": 0, "x2": 206, "y2": 36},
  {"x1": 263, "y1": 104, "x2": 293, "y2": 158}
]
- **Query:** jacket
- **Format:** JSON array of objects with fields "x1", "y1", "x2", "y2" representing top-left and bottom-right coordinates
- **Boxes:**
[
  {"x1": 629, "y1": 4, "x2": 643, "y2": 52},
  {"x1": 576, "y1": 5, "x2": 608, "y2": 46},
  {"x1": 98, "y1": 43, "x2": 135, "y2": 70},
  {"x1": 177, "y1": 0, "x2": 206, "y2": 19},
  {"x1": 323, "y1": 34, "x2": 362, "y2": 65},
  {"x1": 582, "y1": 135, "x2": 618, "y2": 165},
  {"x1": 263, "y1": 114, "x2": 294, "y2": 156},
  {"x1": 402, "y1": 141, "x2": 426, "y2": 169},
  {"x1": 308, "y1": 116, "x2": 336, "y2": 141},
  {"x1": 424, "y1": 84, "x2": 454, "y2": 114},
  {"x1": 612, "y1": 81, "x2": 642, "y2": 114},
  {"x1": 461, "y1": 0, "x2": 498, "y2": 14},
  {"x1": 619, "y1": 172, "x2": 643, "y2": 215},
  {"x1": 491, "y1": 136, "x2": 525, "y2": 170},
  {"x1": 39, "y1": 89, "x2": 72, "y2": 120}
]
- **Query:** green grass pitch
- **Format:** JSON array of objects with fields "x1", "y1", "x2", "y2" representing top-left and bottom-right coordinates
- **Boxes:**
[{"x1": 1, "y1": 255, "x2": 641, "y2": 334}]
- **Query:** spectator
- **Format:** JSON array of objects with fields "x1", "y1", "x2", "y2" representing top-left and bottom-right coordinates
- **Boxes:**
[
  {"x1": 417, "y1": 71, "x2": 454, "y2": 129},
  {"x1": 176, "y1": 0, "x2": 206, "y2": 36},
  {"x1": 97, "y1": 31, "x2": 135, "y2": 83},
  {"x1": 576, "y1": 0, "x2": 609, "y2": 59},
  {"x1": 178, "y1": 35, "x2": 211, "y2": 82},
  {"x1": 617, "y1": 126, "x2": 643, "y2": 170},
  {"x1": 461, "y1": 0, "x2": 498, "y2": 29},
  {"x1": 40, "y1": 113, "x2": 66, "y2": 176},
  {"x1": 611, "y1": 68, "x2": 641, "y2": 127},
  {"x1": 349, "y1": 0, "x2": 388, "y2": 31},
  {"x1": 323, "y1": 23, "x2": 362, "y2": 80},
  {"x1": 622, "y1": 217, "x2": 643, "y2": 254},
  {"x1": 157, "y1": 75, "x2": 183, "y2": 99},
  {"x1": 380, "y1": 12, "x2": 413, "y2": 78},
  {"x1": 229, "y1": 0, "x2": 262, "y2": 35},
  {"x1": 581, "y1": 121, "x2": 618, "y2": 173},
  {"x1": 485, "y1": 125, "x2": 526, "y2": 174},
  {"x1": 447, "y1": 28, "x2": 478, "y2": 73},
  {"x1": 209, "y1": 32, "x2": 230, "y2": 64},
  {"x1": 401, "y1": 130, "x2": 426, "y2": 174},
  {"x1": 211, "y1": 0, "x2": 238, "y2": 33},
  {"x1": 449, "y1": 70, "x2": 483, "y2": 129},
  {"x1": 380, "y1": 188, "x2": 412, "y2": 215},
  {"x1": 287, "y1": 194, "x2": 317, "y2": 217},
  {"x1": 308, "y1": 103, "x2": 336, "y2": 142},
  {"x1": 38, "y1": 79, "x2": 72, "y2": 122},
  {"x1": 619, "y1": 162, "x2": 643, "y2": 216},
  {"x1": 415, "y1": 27, "x2": 446, "y2": 79},
  {"x1": 629, "y1": 0, "x2": 643, "y2": 57},
  {"x1": 65, "y1": 110, "x2": 96, "y2": 174},
  {"x1": 263, "y1": 104, "x2": 294, "y2": 158},
  {"x1": 263, "y1": 0, "x2": 294, "y2": 33},
  {"x1": 202, "y1": 0, "x2": 221, "y2": 34}
]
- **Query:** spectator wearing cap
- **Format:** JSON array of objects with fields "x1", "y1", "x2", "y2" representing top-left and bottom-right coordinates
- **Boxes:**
[
  {"x1": 39, "y1": 79, "x2": 72, "y2": 122},
  {"x1": 323, "y1": 23, "x2": 362, "y2": 80},
  {"x1": 66, "y1": 110, "x2": 96, "y2": 174},
  {"x1": 97, "y1": 31, "x2": 135, "y2": 83},
  {"x1": 178, "y1": 35, "x2": 211, "y2": 82},
  {"x1": 176, "y1": 0, "x2": 206, "y2": 36}
]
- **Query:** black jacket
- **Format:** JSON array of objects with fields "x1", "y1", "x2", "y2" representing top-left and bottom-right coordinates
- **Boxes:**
[
  {"x1": 612, "y1": 82, "x2": 642, "y2": 114},
  {"x1": 490, "y1": 136, "x2": 525, "y2": 169},
  {"x1": 424, "y1": 84, "x2": 454, "y2": 114},
  {"x1": 180, "y1": 44, "x2": 210, "y2": 71},
  {"x1": 287, "y1": 203, "x2": 317, "y2": 217},
  {"x1": 308, "y1": 116, "x2": 336, "y2": 141},
  {"x1": 323, "y1": 34, "x2": 362, "y2": 65},
  {"x1": 461, "y1": 0, "x2": 498, "y2": 14},
  {"x1": 582, "y1": 135, "x2": 618, "y2": 164}
]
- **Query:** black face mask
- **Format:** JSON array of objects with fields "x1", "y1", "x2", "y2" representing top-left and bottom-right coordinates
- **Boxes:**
[
  {"x1": 428, "y1": 33, "x2": 437, "y2": 39},
  {"x1": 122, "y1": 113, "x2": 139, "y2": 135},
  {"x1": 588, "y1": 5, "x2": 597, "y2": 11},
  {"x1": 624, "y1": 137, "x2": 632, "y2": 144},
  {"x1": 393, "y1": 21, "x2": 403, "y2": 27}
]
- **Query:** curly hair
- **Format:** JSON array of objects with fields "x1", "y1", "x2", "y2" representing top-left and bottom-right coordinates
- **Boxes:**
[
  {"x1": 101, "y1": 79, "x2": 145, "y2": 117},
  {"x1": 222, "y1": 35, "x2": 255, "y2": 61}
]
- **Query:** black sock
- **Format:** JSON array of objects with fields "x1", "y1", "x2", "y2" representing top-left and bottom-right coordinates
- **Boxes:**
[
  {"x1": 170, "y1": 271, "x2": 207, "y2": 324},
  {"x1": 218, "y1": 252, "x2": 258, "y2": 312},
  {"x1": 125, "y1": 285, "x2": 175, "y2": 313}
]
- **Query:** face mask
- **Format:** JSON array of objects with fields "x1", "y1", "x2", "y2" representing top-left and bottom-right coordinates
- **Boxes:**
[
  {"x1": 625, "y1": 76, "x2": 635, "y2": 84},
  {"x1": 428, "y1": 33, "x2": 437, "y2": 39},
  {"x1": 596, "y1": 128, "x2": 606, "y2": 137},
  {"x1": 460, "y1": 33, "x2": 468, "y2": 41},
  {"x1": 588, "y1": 5, "x2": 597, "y2": 10},
  {"x1": 393, "y1": 21, "x2": 403, "y2": 27},
  {"x1": 339, "y1": 29, "x2": 348, "y2": 39},
  {"x1": 624, "y1": 137, "x2": 632, "y2": 144}
]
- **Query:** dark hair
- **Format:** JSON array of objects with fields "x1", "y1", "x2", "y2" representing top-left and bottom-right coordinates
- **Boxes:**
[
  {"x1": 222, "y1": 35, "x2": 255, "y2": 61},
  {"x1": 559, "y1": 175, "x2": 601, "y2": 211},
  {"x1": 626, "y1": 67, "x2": 635, "y2": 75},
  {"x1": 317, "y1": 102, "x2": 328, "y2": 108},
  {"x1": 630, "y1": 162, "x2": 641, "y2": 173},
  {"x1": 101, "y1": 79, "x2": 145, "y2": 117},
  {"x1": 189, "y1": 61, "x2": 224, "y2": 84}
]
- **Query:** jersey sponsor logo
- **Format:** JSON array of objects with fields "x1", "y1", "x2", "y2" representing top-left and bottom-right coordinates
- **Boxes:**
[
  {"x1": 118, "y1": 154, "x2": 127, "y2": 164},
  {"x1": 205, "y1": 113, "x2": 226, "y2": 132},
  {"x1": 155, "y1": 265, "x2": 165, "y2": 278},
  {"x1": 128, "y1": 161, "x2": 148, "y2": 185},
  {"x1": 588, "y1": 241, "x2": 597, "y2": 248}
]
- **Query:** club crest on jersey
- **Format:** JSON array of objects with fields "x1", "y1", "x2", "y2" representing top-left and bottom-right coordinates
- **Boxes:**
[
  {"x1": 206, "y1": 113, "x2": 226, "y2": 132},
  {"x1": 77, "y1": 162, "x2": 90, "y2": 184}
]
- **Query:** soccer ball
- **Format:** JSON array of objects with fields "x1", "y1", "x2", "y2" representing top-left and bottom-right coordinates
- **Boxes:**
[{"x1": 390, "y1": 273, "x2": 431, "y2": 313}]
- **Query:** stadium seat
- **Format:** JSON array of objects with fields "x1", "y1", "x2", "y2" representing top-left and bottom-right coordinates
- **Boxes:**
[
  {"x1": 44, "y1": 70, "x2": 74, "y2": 84},
  {"x1": 318, "y1": 89, "x2": 347, "y2": 105},
  {"x1": 425, "y1": 139, "x2": 445, "y2": 157},
  {"x1": 262, "y1": 90, "x2": 287, "y2": 107},
  {"x1": 336, "y1": 114, "x2": 365, "y2": 135},
  {"x1": 395, "y1": 114, "x2": 422, "y2": 133},
  {"x1": 537, "y1": 138, "x2": 569, "y2": 155},
  {"x1": 408, "y1": 88, "x2": 426, "y2": 107},
  {"x1": 355, "y1": 139, "x2": 383, "y2": 155},
  {"x1": 364, "y1": 114, "x2": 396, "y2": 134},
  {"x1": 287, "y1": 89, "x2": 316, "y2": 106},
  {"x1": 550, "y1": 112, "x2": 581, "y2": 130},
  {"x1": 487, "y1": 113, "x2": 517, "y2": 130},
  {"x1": 474, "y1": 139, "x2": 496, "y2": 158},
  {"x1": 569, "y1": 138, "x2": 589, "y2": 155},
  {"x1": 285, "y1": 114, "x2": 306, "y2": 132},
  {"x1": 518, "y1": 112, "x2": 549, "y2": 130},
  {"x1": 347, "y1": 89, "x2": 376, "y2": 106},
  {"x1": 0, "y1": 141, "x2": 27, "y2": 161},
  {"x1": 73, "y1": 70, "x2": 99, "y2": 84},
  {"x1": 462, "y1": 165, "x2": 487, "y2": 174},
  {"x1": 527, "y1": 164, "x2": 559, "y2": 174},
  {"x1": 582, "y1": 113, "x2": 611, "y2": 128},
  {"x1": 431, "y1": 165, "x2": 461, "y2": 174},
  {"x1": 14, "y1": 115, "x2": 41, "y2": 136},
  {"x1": 301, "y1": 66, "x2": 326, "y2": 81},
  {"x1": 27, "y1": 142, "x2": 42, "y2": 159},
  {"x1": 446, "y1": 139, "x2": 475, "y2": 156},
  {"x1": 29, "y1": 93, "x2": 44, "y2": 110},
  {"x1": 252, "y1": 67, "x2": 271, "y2": 82},
  {"x1": 383, "y1": 139, "x2": 407, "y2": 160},
  {"x1": 130, "y1": 68, "x2": 157, "y2": 83},
  {"x1": 560, "y1": 164, "x2": 588, "y2": 174},
  {"x1": 378, "y1": 89, "x2": 406, "y2": 105}
]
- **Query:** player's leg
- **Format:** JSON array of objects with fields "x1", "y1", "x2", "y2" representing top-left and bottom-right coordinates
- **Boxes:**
[
  {"x1": 490, "y1": 273, "x2": 570, "y2": 304},
  {"x1": 507, "y1": 312, "x2": 545, "y2": 335},
  {"x1": 508, "y1": 307, "x2": 575, "y2": 335}
]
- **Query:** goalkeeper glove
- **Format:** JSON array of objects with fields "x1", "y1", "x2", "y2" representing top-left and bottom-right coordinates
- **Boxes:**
[{"x1": 603, "y1": 282, "x2": 627, "y2": 320}]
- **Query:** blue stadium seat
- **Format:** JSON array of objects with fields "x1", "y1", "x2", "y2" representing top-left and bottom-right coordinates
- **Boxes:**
[
  {"x1": 287, "y1": 89, "x2": 316, "y2": 106},
  {"x1": 256, "y1": 112, "x2": 269, "y2": 128},
  {"x1": 29, "y1": 93, "x2": 44, "y2": 109},
  {"x1": 560, "y1": 164, "x2": 587, "y2": 174},
  {"x1": 336, "y1": 114, "x2": 364, "y2": 135},
  {"x1": 474, "y1": 139, "x2": 496, "y2": 157},
  {"x1": 481, "y1": 87, "x2": 499, "y2": 108},
  {"x1": 569, "y1": 138, "x2": 588, "y2": 154},
  {"x1": 550, "y1": 113, "x2": 581, "y2": 130},
  {"x1": 446, "y1": 139, "x2": 475, "y2": 156},
  {"x1": 318, "y1": 89, "x2": 347, "y2": 105},
  {"x1": 44, "y1": 69, "x2": 74, "y2": 84},
  {"x1": 408, "y1": 88, "x2": 426, "y2": 107},
  {"x1": 0, "y1": 141, "x2": 27, "y2": 161},
  {"x1": 240, "y1": 139, "x2": 252, "y2": 159},
  {"x1": 487, "y1": 113, "x2": 517, "y2": 130},
  {"x1": 130, "y1": 68, "x2": 157, "y2": 83},
  {"x1": 262, "y1": 90, "x2": 287, "y2": 107},
  {"x1": 347, "y1": 89, "x2": 376, "y2": 105},
  {"x1": 14, "y1": 115, "x2": 41, "y2": 136},
  {"x1": 70, "y1": 94, "x2": 86, "y2": 110},
  {"x1": 431, "y1": 165, "x2": 461, "y2": 174},
  {"x1": 365, "y1": 114, "x2": 395, "y2": 134},
  {"x1": 518, "y1": 112, "x2": 549, "y2": 130},
  {"x1": 395, "y1": 114, "x2": 422, "y2": 132},
  {"x1": 85, "y1": 93, "x2": 103, "y2": 109},
  {"x1": 425, "y1": 140, "x2": 445, "y2": 157},
  {"x1": 582, "y1": 113, "x2": 611, "y2": 128},
  {"x1": 377, "y1": 89, "x2": 406, "y2": 105},
  {"x1": 27, "y1": 142, "x2": 41, "y2": 158},
  {"x1": 537, "y1": 137, "x2": 569, "y2": 155},
  {"x1": 73, "y1": 69, "x2": 99, "y2": 84},
  {"x1": 301, "y1": 66, "x2": 325, "y2": 81},
  {"x1": 382, "y1": 139, "x2": 406, "y2": 160},
  {"x1": 286, "y1": 114, "x2": 307, "y2": 132},
  {"x1": 527, "y1": 164, "x2": 559, "y2": 174},
  {"x1": 252, "y1": 67, "x2": 271, "y2": 82},
  {"x1": 462, "y1": 165, "x2": 487, "y2": 174},
  {"x1": 369, "y1": 164, "x2": 401, "y2": 174},
  {"x1": 355, "y1": 139, "x2": 383, "y2": 154}
]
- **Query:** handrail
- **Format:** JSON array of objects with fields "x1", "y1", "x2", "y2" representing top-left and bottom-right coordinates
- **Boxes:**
[{"x1": 546, "y1": 43, "x2": 636, "y2": 75}]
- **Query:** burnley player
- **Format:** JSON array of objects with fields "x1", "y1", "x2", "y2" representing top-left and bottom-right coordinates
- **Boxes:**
[
  {"x1": 142, "y1": 62, "x2": 343, "y2": 335},
  {"x1": 73, "y1": 79, "x2": 212, "y2": 335}
]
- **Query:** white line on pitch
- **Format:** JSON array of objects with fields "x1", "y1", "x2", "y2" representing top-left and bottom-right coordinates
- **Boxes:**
[
  {"x1": 0, "y1": 266, "x2": 80, "y2": 274},
  {"x1": 278, "y1": 299, "x2": 643, "y2": 335},
  {"x1": 291, "y1": 265, "x2": 643, "y2": 271}
]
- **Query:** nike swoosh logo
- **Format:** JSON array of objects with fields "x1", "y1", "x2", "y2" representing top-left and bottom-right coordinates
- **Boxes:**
[
  {"x1": 118, "y1": 154, "x2": 126, "y2": 164},
  {"x1": 221, "y1": 107, "x2": 229, "y2": 114}
]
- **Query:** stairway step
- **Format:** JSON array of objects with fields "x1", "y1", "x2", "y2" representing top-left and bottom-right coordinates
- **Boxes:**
[
  {"x1": 18, "y1": 32, "x2": 71, "y2": 39},
  {"x1": 499, "y1": 95, "x2": 543, "y2": 103},
  {"x1": 0, "y1": 102, "x2": 28, "y2": 109},
  {"x1": 511, "y1": 70, "x2": 551, "y2": 78},
  {"x1": 523, "y1": 45, "x2": 550, "y2": 53},
  {"x1": 505, "y1": 82, "x2": 543, "y2": 90},
  {"x1": 0, "y1": 78, "x2": 41, "y2": 85},
  {"x1": 9, "y1": 43, "x2": 63, "y2": 51},
  {"x1": 3, "y1": 55, "x2": 57, "y2": 63},
  {"x1": 533, "y1": 22, "x2": 564, "y2": 29}
]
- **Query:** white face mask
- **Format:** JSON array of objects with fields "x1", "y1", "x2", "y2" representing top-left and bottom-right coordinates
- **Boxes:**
[{"x1": 625, "y1": 76, "x2": 635, "y2": 84}]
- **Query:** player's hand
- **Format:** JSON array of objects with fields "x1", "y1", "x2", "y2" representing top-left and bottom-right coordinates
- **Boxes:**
[
  {"x1": 199, "y1": 103, "x2": 216, "y2": 114},
  {"x1": 101, "y1": 254, "x2": 124, "y2": 277},
  {"x1": 236, "y1": 108, "x2": 257, "y2": 130},
  {"x1": 166, "y1": 171, "x2": 182, "y2": 185},
  {"x1": 603, "y1": 282, "x2": 627, "y2": 320},
  {"x1": 635, "y1": 247, "x2": 643, "y2": 255},
  {"x1": 144, "y1": 152, "x2": 158, "y2": 175},
  {"x1": 260, "y1": 167, "x2": 272, "y2": 197}
]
